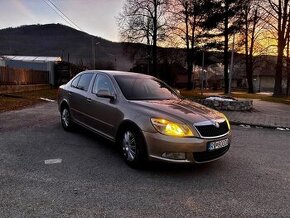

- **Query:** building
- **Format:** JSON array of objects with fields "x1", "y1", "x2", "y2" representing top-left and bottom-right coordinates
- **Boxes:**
[
  {"x1": 1, "y1": 55, "x2": 62, "y2": 85},
  {"x1": 250, "y1": 56, "x2": 288, "y2": 92},
  {"x1": 0, "y1": 57, "x2": 5, "y2": 67}
]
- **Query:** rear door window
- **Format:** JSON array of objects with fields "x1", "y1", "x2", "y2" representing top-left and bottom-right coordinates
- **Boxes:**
[{"x1": 77, "y1": 73, "x2": 94, "y2": 91}]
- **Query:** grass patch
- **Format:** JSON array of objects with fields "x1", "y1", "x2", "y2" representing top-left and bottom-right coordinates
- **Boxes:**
[
  {"x1": 0, "y1": 88, "x2": 58, "y2": 113},
  {"x1": 180, "y1": 89, "x2": 222, "y2": 99},
  {"x1": 231, "y1": 93, "x2": 290, "y2": 105}
]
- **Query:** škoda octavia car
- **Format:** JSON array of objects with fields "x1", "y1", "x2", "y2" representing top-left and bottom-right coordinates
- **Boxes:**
[{"x1": 58, "y1": 70, "x2": 231, "y2": 168}]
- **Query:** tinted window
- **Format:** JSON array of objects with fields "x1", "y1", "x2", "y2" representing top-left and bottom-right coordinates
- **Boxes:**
[
  {"x1": 77, "y1": 73, "x2": 93, "y2": 91},
  {"x1": 114, "y1": 76, "x2": 178, "y2": 100},
  {"x1": 71, "y1": 76, "x2": 80, "y2": 88},
  {"x1": 92, "y1": 74, "x2": 115, "y2": 95}
]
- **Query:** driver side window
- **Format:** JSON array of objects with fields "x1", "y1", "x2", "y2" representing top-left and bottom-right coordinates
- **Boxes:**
[{"x1": 92, "y1": 74, "x2": 114, "y2": 95}]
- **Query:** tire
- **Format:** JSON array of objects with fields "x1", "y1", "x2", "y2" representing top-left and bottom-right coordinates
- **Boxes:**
[
  {"x1": 120, "y1": 127, "x2": 147, "y2": 168},
  {"x1": 61, "y1": 106, "x2": 74, "y2": 131}
]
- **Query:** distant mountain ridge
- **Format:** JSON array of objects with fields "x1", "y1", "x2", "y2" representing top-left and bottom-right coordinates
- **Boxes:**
[{"x1": 0, "y1": 24, "x2": 133, "y2": 70}]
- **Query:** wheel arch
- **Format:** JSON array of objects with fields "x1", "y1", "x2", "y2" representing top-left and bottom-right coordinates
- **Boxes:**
[
  {"x1": 116, "y1": 120, "x2": 147, "y2": 150},
  {"x1": 60, "y1": 99, "x2": 69, "y2": 112}
]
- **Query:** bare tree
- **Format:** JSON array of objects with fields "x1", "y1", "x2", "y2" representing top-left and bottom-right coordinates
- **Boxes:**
[
  {"x1": 168, "y1": 0, "x2": 208, "y2": 89},
  {"x1": 117, "y1": 0, "x2": 169, "y2": 77},
  {"x1": 265, "y1": 0, "x2": 290, "y2": 96},
  {"x1": 241, "y1": 0, "x2": 267, "y2": 93}
]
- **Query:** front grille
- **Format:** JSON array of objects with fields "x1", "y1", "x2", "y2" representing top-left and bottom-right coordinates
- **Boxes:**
[
  {"x1": 193, "y1": 146, "x2": 230, "y2": 162},
  {"x1": 195, "y1": 121, "x2": 229, "y2": 138}
]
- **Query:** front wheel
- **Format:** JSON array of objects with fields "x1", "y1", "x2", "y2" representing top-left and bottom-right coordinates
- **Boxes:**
[
  {"x1": 121, "y1": 128, "x2": 147, "y2": 168},
  {"x1": 61, "y1": 106, "x2": 74, "y2": 131}
]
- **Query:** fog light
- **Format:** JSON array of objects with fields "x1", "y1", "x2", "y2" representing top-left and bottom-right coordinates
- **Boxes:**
[{"x1": 162, "y1": 152, "x2": 186, "y2": 160}]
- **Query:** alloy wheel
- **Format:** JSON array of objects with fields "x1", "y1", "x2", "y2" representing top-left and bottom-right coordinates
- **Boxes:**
[
  {"x1": 61, "y1": 108, "x2": 70, "y2": 128},
  {"x1": 122, "y1": 131, "x2": 137, "y2": 162}
]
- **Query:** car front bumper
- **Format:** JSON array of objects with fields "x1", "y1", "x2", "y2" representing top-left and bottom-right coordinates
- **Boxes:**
[{"x1": 143, "y1": 131, "x2": 231, "y2": 163}]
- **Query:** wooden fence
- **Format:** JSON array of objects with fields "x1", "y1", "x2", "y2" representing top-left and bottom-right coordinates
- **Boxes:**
[{"x1": 0, "y1": 67, "x2": 49, "y2": 85}]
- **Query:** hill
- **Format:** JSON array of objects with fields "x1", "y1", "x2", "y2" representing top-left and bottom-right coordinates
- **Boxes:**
[{"x1": 0, "y1": 24, "x2": 133, "y2": 70}]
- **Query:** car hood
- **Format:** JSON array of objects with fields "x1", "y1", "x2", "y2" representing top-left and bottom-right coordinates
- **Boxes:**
[{"x1": 130, "y1": 99, "x2": 224, "y2": 124}]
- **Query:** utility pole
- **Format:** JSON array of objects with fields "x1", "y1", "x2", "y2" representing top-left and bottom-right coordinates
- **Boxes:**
[
  {"x1": 201, "y1": 51, "x2": 205, "y2": 96},
  {"x1": 95, "y1": 42, "x2": 100, "y2": 69},
  {"x1": 91, "y1": 37, "x2": 95, "y2": 69},
  {"x1": 229, "y1": 34, "x2": 235, "y2": 95},
  {"x1": 287, "y1": 37, "x2": 290, "y2": 96}
]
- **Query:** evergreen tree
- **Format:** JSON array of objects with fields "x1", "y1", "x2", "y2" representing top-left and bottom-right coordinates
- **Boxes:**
[
  {"x1": 168, "y1": 0, "x2": 210, "y2": 89},
  {"x1": 204, "y1": 0, "x2": 244, "y2": 94}
]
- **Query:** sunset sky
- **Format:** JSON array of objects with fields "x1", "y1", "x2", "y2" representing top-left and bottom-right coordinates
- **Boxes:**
[{"x1": 0, "y1": 0, "x2": 125, "y2": 42}]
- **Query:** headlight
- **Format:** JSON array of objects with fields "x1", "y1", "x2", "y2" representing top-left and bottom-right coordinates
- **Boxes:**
[
  {"x1": 223, "y1": 115, "x2": 231, "y2": 130},
  {"x1": 151, "y1": 118, "x2": 194, "y2": 137}
]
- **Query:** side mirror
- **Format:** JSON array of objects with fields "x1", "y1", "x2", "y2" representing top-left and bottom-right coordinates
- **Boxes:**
[{"x1": 96, "y1": 89, "x2": 116, "y2": 100}]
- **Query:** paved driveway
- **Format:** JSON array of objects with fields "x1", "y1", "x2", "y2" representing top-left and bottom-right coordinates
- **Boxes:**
[
  {"x1": 253, "y1": 99, "x2": 290, "y2": 116},
  {"x1": 0, "y1": 103, "x2": 290, "y2": 217},
  {"x1": 224, "y1": 99, "x2": 290, "y2": 128}
]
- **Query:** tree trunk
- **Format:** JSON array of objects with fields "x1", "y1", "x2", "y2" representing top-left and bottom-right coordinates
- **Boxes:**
[
  {"x1": 146, "y1": 21, "x2": 151, "y2": 75},
  {"x1": 244, "y1": 6, "x2": 254, "y2": 93},
  {"x1": 286, "y1": 57, "x2": 290, "y2": 97},
  {"x1": 287, "y1": 66, "x2": 290, "y2": 96},
  {"x1": 273, "y1": 0, "x2": 290, "y2": 96},
  {"x1": 247, "y1": 59, "x2": 254, "y2": 93},
  {"x1": 245, "y1": 52, "x2": 254, "y2": 93},
  {"x1": 224, "y1": 5, "x2": 229, "y2": 94},
  {"x1": 287, "y1": 38, "x2": 290, "y2": 96},
  {"x1": 186, "y1": 55, "x2": 194, "y2": 89},
  {"x1": 247, "y1": 7, "x2": 258, "y2": 94},
  {"x1": 184, "y1": 2, "x2": 192, "y2": 90},
  {"x1": 190, "y1": 16, "x2": 196, "y2": 89},
  {"x1": 152, "y1": 0, "x2": 158, "y2": 78},
  {"x1": 274, "y1": 40, "x2": 284, "y2": 96}
]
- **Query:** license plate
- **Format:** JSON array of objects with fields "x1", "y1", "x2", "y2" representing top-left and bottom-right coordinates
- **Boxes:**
[{"x1": 208, "y1": 138, "x2": 229, "y2": 151}]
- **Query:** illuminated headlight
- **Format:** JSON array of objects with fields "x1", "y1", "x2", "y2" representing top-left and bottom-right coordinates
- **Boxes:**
[
  {"x1": 223, "y1": 115, "x2": 231, "y2": 130},
  {"x1": 151, "y1": 118, "x2": 194, "y2": 137}
]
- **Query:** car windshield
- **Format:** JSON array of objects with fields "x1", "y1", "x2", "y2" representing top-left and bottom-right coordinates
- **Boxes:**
[{"x1": 114, "y1": 75, "x2": 179, "y2": 100}]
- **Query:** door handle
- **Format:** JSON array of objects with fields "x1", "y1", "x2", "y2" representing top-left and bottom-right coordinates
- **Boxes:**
[{"x1": 86, "y1": 98, "x2": 92, "y2": 103}]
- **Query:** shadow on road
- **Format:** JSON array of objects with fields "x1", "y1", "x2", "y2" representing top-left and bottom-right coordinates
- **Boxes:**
[{"x1": 66, "y1": 123, "x2": 226, "y2": 176}]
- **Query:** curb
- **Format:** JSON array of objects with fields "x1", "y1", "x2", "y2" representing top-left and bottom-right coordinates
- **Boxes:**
[{"x1": 230, "y1": 120, "x2": 290, "y2": 130}]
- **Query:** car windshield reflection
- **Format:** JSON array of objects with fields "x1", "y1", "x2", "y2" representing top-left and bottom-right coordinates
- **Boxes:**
[{"x1": 114, "y1": 76, "x2": 179, "y2": 100}]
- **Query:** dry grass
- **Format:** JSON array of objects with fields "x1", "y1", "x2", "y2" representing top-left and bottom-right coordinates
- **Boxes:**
[
  {"x1": 1, "y1": 87, "x2": 289, "y2": 113},
  {"x1": 180, "y1": 89, "x2": 222, "y2": 99},
  {"x1": 0, "y1": 88, "x2": 58, "y2": 113},
  {"x1": 231, "y1": 93, "x2": 290, "y2": 105}
]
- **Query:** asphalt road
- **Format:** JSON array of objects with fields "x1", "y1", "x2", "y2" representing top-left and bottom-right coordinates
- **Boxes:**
[{"x1": 0, "y1": 103, "x2": 290, "y2": 217}]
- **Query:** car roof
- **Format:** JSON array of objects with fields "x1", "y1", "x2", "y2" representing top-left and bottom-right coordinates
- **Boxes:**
[{"x1": 81, "y1": 70, "x2": 153, "y2": 78}]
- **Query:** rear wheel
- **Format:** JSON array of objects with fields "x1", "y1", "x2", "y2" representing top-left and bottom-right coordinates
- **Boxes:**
[
  {"x1": 61, "y1": 106, "x2": 74, "y2": 131},
  {"x1": 121, "y1": 127, "x2": 147, "y2": 168}
]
